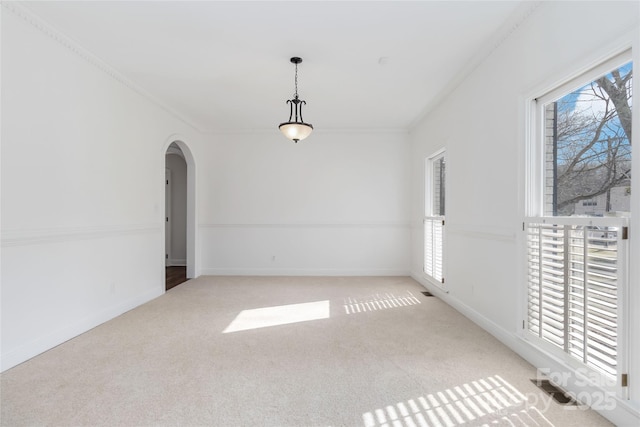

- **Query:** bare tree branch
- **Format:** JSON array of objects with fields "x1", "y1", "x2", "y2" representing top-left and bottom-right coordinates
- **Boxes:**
[
  {"x1": 596, "y1": 69, "x2": 632, "y2": 142},
  {"x1": 551, "y1": 66, "x2": 632, "y2": 215}
]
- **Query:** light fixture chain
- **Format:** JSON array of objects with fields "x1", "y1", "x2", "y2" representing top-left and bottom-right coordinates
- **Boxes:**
[{"x1": 294, "y1": 62, "x2": 299, "y2": 98}]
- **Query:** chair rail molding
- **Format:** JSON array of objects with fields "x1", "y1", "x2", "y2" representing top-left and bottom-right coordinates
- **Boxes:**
[{"x1": 1, "y1": 224, "x2": 161, "y2": 247}]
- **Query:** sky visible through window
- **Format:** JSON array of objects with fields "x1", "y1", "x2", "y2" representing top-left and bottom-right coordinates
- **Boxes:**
[
  {"x1": 546, "y1": 61, "x2": 632, "y2": 216},
  {"x1": 558, "y1": 63, "x2": 631, "y2": 111},
  {"x1": 556, "y1": 62, "x2": 631, "y2": 159}
]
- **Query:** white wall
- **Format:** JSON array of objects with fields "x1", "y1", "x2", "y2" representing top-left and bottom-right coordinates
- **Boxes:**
[
  {"x1": 9, "y1": 4, "x2": 637, "y2": 423},
  {"x1": 0, "y1": 3, "x2": 411, "y2": 371},
  {"x1": 409, "y1": 2, "x2": 639, "y2": 425},
  {"x1": 1, "y1": 5, "x2": 201, "y2": 371},
  {"x1": 200, "y1": 131, "x2": 411, "y2": 275},
  {"x1": 166, "y1": 153, "x2": 187, "y2": 265}
]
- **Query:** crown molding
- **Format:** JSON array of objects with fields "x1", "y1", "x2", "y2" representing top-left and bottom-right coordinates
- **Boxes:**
[
  {"x1": 4, "y1": 2, "x2": 409, "y2": 137},
  {"x1": 407, "y1": 1, "x2": 542, "y2": 132},
  {"x1": 5, "y1": 1, "x2": 541, "y2": 138},
  {"x1": 3, "y1": 1, "x2": 205, "y2": 133}
]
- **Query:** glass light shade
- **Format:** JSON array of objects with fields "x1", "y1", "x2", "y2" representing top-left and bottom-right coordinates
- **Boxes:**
[{"x1": 279, "y1": 122, "x2": 313, "y2": 142}]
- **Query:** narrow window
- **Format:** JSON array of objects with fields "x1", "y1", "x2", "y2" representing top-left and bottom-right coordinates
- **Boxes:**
[{"x1": 425, "y1": 151, "x2": 445, "y2": 284}]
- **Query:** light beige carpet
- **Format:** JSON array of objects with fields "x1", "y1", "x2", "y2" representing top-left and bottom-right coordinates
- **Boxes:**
[{"x1": 1, "y1": 276, "x2": 612, "y2": 426}]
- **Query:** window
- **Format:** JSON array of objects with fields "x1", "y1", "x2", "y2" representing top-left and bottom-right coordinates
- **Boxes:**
[
  {"x1": 539, "y1": 54, "x2": 632, "y2": 218},
  {"x1": 425, "y1": 151, "x2": 445, "y2": 284},
  {"x1": 526, "y1": 52, "x2": 631, "y2": 391},
  {"x1": 432, "y1": 154, "x2": 446, "y2": 217}
]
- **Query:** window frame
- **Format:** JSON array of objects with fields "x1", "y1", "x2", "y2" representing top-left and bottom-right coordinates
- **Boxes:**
[
  {"x1": 524, "y1": 50, "x2": 632, "y2": 398},
  {"x1": 424, "y1": 149, "x2": 446, "y2": 287}
]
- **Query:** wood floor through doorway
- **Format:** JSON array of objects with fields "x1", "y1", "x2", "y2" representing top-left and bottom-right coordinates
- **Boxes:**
[{"x1": 165, "y1": 266, "x2": 187, "y2": 291}]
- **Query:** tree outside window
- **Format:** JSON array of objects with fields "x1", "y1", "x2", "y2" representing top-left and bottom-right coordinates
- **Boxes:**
[{"x1": 544, "y1": 62, "x2": 632, "y2": 216}]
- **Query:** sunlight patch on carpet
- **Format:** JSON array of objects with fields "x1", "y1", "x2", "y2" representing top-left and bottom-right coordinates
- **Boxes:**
[
  {"x1": 344, "y1": 291, "x2": 421, "y2": 314},
  {"x1": 223, "y1": 300, "x2": 330, "y2": 333},
  {"x1": 362, "y1": 375, "x2": 554, "y2": 427}
]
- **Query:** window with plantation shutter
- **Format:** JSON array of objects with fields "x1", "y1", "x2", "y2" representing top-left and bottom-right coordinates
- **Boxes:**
[
  {"x1": 425, "y1": 151, "x2": 445, "y2": 284},
  {"x1": 526, "y1": 52, "x2": 631, "y2": 391}
]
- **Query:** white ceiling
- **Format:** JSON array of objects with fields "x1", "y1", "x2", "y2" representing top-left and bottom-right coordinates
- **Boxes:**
[{"x1": 23, "y1": 1, "x2": 528, "y2": 133}]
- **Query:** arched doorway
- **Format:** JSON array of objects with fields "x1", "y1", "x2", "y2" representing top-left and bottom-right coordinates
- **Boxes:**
[{"x1": 163, "y1": 138, "x2": 197, "y2": 290}]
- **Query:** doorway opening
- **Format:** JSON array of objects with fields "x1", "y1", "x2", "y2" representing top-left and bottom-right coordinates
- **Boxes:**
[{"x1": 164, "y1": 141, "x2": 194, "y2": 290}]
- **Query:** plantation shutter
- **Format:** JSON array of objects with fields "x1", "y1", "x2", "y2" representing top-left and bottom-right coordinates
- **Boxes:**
[
  {"x1": 526, "y1": 217, "x2": 627, "y2": 378},
  {"x1": 424, "y1": 216, "x2": 444, "y2": 282}
]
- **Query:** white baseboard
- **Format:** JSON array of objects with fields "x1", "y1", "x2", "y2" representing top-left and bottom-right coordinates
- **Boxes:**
[
  {"x1": 167, "y1": 259, "x2": 186, "y2": 267},
  {"x1": 201, "y1": 267, "x2": 410, "y2": 276},
  {"x1": 1, "y1": 287, "x2": 163, "y2": 372},
  {"x1": 410, "y1": 272, "x2": 640, "y2": 427}
]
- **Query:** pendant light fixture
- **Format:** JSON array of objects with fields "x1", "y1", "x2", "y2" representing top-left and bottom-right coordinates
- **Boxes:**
[{"x1": 279, "y1": 57, "x2": 313, "y2": 143}]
